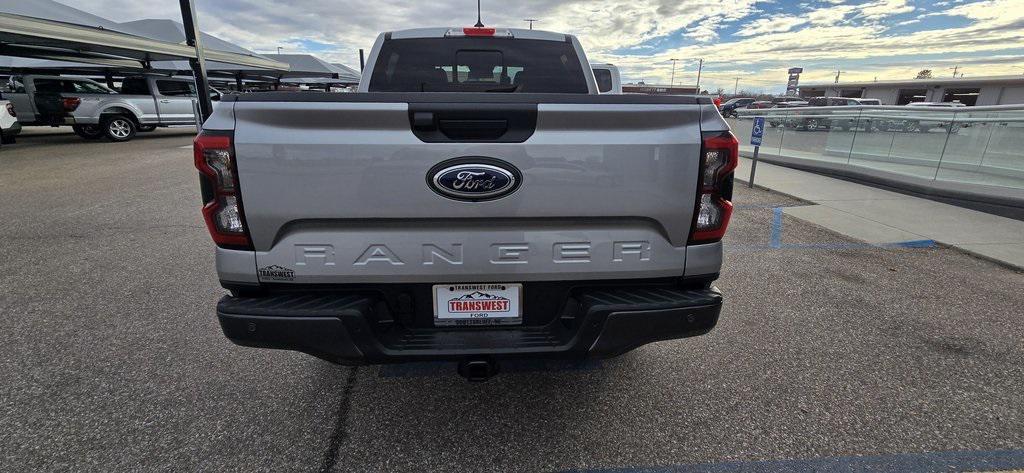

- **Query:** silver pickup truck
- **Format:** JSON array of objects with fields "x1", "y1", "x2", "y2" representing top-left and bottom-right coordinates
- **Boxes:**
[
  {"x1": 197, "y1": 27, "x2": 738, "y2": 380},
  {"x1": 5, "y1": 74, "x2": 203, "y2": 142}
]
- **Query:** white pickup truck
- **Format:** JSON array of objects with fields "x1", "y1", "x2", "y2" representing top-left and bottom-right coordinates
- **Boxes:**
[
  {"x1": 198, "y1": 27, "x2": 737, "y2": 380},
  {"x1": 5, "y1": 75, "x2": 205, "y2": 141}
]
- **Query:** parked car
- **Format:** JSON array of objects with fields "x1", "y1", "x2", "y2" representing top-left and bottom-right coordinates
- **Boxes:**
[
  {"x1": 0, "y1": 99, "x2": 20, "y2": 145},
  {"x1": 5, "y1": 75, "x2": 116, "y2": 128},
  {"x1": 591, "y1": 63, "x2": 622, "y2": 94},
  {"x1": 786, "y1": 96, "x2": 861, "y2": 131},
  {"x1": 746, "y1": 101, "x2": 774, "y2": 110},
  {"x1": 767, "y1": 100, "x2": 808, "y2": 127},
  {"x1": 68, "y1": 75, "x2": 204, "y2": 141},
  {"x1": 773, "y1": 101, "x2": 809, "y2": 108},
  {"x1": 852, "y1": 98, "x2": 881, "y2": 106},
  {"x1": 201, "y1": 26, "x2": 736, "y2": 380},
  {"x1": 887, "y1": 102, "x2": 967, "y2": 133},
  {"x1": 771, "y1": 96, "x2": 807, "y2": 105},
  {"x1": 719, "y1": 97, "x2": 755, "y2": 117},
  {"x1": 5, "y1": 74, "x2": 207, "y2": 142}
]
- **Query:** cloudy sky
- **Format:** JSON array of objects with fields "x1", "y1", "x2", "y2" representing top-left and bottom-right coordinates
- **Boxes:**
[{"x1": 60, "y1": 0, "x2": 1024, "y2": 93}]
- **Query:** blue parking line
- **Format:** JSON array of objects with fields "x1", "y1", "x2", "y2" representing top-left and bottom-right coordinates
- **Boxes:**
[
  {"x1": 734, "y1": 203, "x2": 803, "y2": 210},
  {"x1": 770, "y1": 207, "x2": 784, "y2": 249},
  {"x1": 762, "y1": 206, "x2": 935, "y2": 251},
  {"x1": 729, "y1": 240, "x2": 937, "y2": 252},
  {"x1": 574, "y1": 448, "x2": 1024, "y2": 473},
  {"x1": 889, "y1": 239, "x2": 938, "y2": 248}
]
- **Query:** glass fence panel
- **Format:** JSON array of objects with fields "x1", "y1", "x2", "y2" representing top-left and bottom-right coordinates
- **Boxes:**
[
  {"x1": 846, "y1": 108, "x2": 954, "y2": 180},
  {"x1": 935, "y1": 110, "x2": 1024, "y2": 189},
  {"x1": 731, "y1": 115, "x2": 784, "y2": 156},
  {"x1": 776, "y1": 108, "x2": 860, "y2": 165},
  {"x1": 734, "y1": 106, "x2": 1024, "y2": 190}
]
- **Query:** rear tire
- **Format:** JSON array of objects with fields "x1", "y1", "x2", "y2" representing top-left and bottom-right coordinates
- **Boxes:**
[
  {"x1": 0, "y1": 130, "x2": 13, "y2": 145},
  {"x1": 102, "y1": 115, "x2": 137, "y2": 142},
  {"x1": 73, "y1": 124, "x2": 104, "y2": 140}
]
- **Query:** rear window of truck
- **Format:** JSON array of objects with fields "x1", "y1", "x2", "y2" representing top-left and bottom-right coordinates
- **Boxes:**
[
  {"x1": 368, "y1": 37, "x2": 589, "y2": 93},
  {"x1": 593, "y1": 69, "x2": 613, "y2": 93}
]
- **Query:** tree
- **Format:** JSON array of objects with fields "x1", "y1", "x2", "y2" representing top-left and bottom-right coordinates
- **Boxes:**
[{"x1": 916, "y1": 69, "x2": 933, "y2": 79}]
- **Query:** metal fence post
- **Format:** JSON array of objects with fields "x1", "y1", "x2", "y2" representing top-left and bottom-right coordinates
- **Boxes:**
[{"x1": 932, "y1": 109, "x2": 957, "y2": 181}]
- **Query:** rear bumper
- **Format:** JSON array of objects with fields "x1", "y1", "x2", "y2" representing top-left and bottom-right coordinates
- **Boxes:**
[
  {"x1": 3, "y1": 122, "x2": 21, "y2": 136},
  {"x1": 217, "y1": 285, "x2": 722, "y2": 364}
]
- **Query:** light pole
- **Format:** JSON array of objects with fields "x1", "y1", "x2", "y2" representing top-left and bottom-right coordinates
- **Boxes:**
[
  {"x1": 669, "y1": 58, "x2": 680, "y2": 87},
  {"x1": 524, "y1": 19, "x2": 539, "y2": 30},
  {"x1": 277, "y1": 46, "x2": 282, "y2": 55},
  {"x1": 733, "y1": 77, "x2": 740, "y2": 95},
  {"x1": 694, "y1": 58, "x2": 703, "y2": 93}
]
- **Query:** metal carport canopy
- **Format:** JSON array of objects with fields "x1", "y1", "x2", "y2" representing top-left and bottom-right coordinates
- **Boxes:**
[{"x1": 0, "y1": 11, "x2": 287, "y2": 71}]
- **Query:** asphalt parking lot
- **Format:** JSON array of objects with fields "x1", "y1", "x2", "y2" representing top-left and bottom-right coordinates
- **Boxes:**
[{"x1": 1, "y1": 128, "x2": 1023, "y2": 472}]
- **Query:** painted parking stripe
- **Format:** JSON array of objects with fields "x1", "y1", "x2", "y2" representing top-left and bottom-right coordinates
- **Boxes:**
[
  {"x1": 771, "y1": 207, "x2": 784, "y2": 248},
  {"x1": 760, "y1": 206, "x2": 936, "y2": 251},
  {"x1": 575, "y1": 448, "x2": 1024, "y2": 473}
]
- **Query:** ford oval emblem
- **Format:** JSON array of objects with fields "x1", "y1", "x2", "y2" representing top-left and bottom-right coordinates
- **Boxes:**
[{"x1": 428, "y1": 159, "x2": 521, "y2": 201}]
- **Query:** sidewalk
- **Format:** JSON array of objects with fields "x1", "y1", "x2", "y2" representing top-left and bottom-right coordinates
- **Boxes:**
[{"x1": 737, "y1": 157, "x2": 1024, "y2": 270}]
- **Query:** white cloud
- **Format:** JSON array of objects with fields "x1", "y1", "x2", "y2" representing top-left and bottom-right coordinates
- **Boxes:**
[
  {"x1": 44, "y1": 0, "x2": 1024, "y2": 94},
  {"x1": 857, "y1": 0, "x2": 915, "y2": 20},
  {"x1": 734, "y1": 15, "x2": 809, "y2": 36}
]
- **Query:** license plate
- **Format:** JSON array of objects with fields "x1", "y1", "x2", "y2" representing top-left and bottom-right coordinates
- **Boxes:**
[{"x1": 433, "y1": 283, "x2": 522, "y2": 327}]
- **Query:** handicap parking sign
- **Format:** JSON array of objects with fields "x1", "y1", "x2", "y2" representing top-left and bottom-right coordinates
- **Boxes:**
[{"x1": 751, "y1": 117, "x2": 765, "y2": 146}]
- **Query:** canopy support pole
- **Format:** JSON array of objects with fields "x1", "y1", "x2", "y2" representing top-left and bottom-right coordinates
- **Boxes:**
[{"x1": 179, "y1": 0, "x2": 213, "y2": 122}]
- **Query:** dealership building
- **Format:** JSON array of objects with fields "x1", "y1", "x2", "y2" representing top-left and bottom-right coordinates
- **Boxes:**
[{"x1": 799, "y1": 75, "x2": 1024, "y2": 106}]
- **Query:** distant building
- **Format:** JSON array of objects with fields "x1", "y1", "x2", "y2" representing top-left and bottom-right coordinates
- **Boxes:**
[
  {"x1": 799, "y1": 75, "x2": 1024, "y2": 106},
  {"x1": 623, "y1": 83, "x2": 699, "y2": 95}
]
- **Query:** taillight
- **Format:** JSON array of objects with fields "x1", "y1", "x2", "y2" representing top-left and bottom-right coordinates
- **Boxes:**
[
  {"x1": 689, "y1": 131, "x2": 739, "y2": 244},
  {"x1": 63, "y1": 97, "x2": 81, "y2": 112},
  {"x1": 463, "y1": 27, "x2": 496, "y2": 36},
  {"x1": 5, "y1": 103, "x2": 15, "y2": 117},
  {"x1": 194, "y1": 131, "x2": 252, "y2": 249}
]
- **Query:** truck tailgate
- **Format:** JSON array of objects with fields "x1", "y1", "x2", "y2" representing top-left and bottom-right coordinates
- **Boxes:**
[{"x1": 230, "y1": 94, "x2": 709, "y2": 283}]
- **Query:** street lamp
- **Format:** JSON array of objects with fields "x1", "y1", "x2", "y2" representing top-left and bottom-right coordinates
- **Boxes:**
[
  {"x1": 669, "y1": 58, "x2": 680, "y2": 87},
  {"x1": 524, "y1": 19, "x2": 539, "y2": 30}
]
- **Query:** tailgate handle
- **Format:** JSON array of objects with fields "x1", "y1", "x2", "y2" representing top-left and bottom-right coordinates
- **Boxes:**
[
  {"x1": 437, "y1": 119, "x2": 509, "y2": 140},
  {"x1": 412, "y1": 112, "x2": 435, "y2": 130}
]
